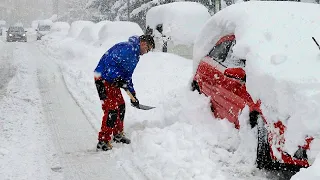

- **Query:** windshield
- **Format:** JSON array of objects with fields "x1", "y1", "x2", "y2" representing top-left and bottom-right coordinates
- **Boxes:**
[
  {"x1": 9, "y1": 27, "x2": 24, "y2": 33},
  {"x1": 39, "y1": 25, "x2": 51, "y2": 31}
]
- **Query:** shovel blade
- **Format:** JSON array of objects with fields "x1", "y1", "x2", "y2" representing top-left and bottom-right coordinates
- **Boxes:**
[{"x1": 132, "y1": 104, "x2": 155, "y2": 110}]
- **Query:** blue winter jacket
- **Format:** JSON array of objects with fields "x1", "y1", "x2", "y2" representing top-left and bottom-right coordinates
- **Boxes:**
[{"x1": 94, "y1": 36, "x2": 140, "y2": 94}]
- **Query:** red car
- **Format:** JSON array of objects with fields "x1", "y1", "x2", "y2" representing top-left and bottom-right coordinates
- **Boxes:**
[{"x1": 191, "y1": 34, "x2": 313, "y2": 171}]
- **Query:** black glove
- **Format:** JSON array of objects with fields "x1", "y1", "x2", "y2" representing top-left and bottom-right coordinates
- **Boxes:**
[
  {"x1": 113, "y1": 78, "x2": 128, "y2": 90},
  {"x1": 130, "y1": 92, "x2": 139, "y2": 108}
]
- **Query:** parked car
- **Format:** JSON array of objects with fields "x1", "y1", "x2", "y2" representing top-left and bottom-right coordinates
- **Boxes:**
[
  {"x1": 146, "y1": 2, "x2": 211, "y2": 59},
  {"x1": 36, "y1": 20, "x2": 53, "y2": 40},
  {"x1": 191, "y1": 1, "x2": 320, "y2": 171},
  {"x1": 6, "y1": 26, "x2": 27, "y2": 42}
]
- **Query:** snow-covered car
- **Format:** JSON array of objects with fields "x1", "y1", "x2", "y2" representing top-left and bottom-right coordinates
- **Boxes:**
[
  {"x1": 36, "y1": 20, "x2": 53, "y2": 40},
  {"x1": 191, "y1": 1, "x2": 320, "y2": 171},
  {"x1": 95, "y1": 21, "x2": 143, "y2": 48},
  {"x1": 6, "y1": 26, "x2": 27, "y2": 42},
  {"x1": 146, "y1": 2, "x2": 211, "y2": 59}
]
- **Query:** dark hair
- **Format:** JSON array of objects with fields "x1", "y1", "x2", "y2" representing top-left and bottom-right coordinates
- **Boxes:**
[{"x1": 140, "y1": 34, "x2": 155, "y2": 49}]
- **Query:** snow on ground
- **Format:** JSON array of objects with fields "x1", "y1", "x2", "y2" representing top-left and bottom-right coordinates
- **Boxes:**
[
  {"x1": 0, "y1": 43, "x2": 61, "y2": 180},
  {"x1": 2, "y1": 4, "x2": 318, "y2": 179},
  {"x1": 291, "y1": 153, "x2": 320, "y2": 180},
  {"x1": 194, "y1": 1, "x2": 320, "y2": 162},
  {"x1": 33, "y1": 21, "x2": 289, "y2": 180}
]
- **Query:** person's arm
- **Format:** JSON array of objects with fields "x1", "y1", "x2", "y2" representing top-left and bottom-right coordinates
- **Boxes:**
[{"x1": 119, "y1": 47, "x2": 138, "y2": 94}]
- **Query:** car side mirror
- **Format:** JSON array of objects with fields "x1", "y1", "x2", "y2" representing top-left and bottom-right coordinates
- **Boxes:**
[{"x1": 224, "y1": 68, "x2": 246, "y2": 81}]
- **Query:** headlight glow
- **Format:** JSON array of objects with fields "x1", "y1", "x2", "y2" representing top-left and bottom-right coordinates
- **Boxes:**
[{"x1": 9, "y1": 34, "x2": 12, "y2": 36}]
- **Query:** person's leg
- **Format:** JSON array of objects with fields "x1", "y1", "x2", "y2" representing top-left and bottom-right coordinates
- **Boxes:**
[
  {"x1": 113, "y1": 104, "x2": 125, "y2": 135},
  {"x1": 113, "y1": 91, "x2": 131, "y2": 144},
  {"x1": 95, "y1": 78, "x2": 117, "y2": 150}
]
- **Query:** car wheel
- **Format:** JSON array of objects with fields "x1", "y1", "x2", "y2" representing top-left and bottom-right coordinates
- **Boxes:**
[
  {"x1": 191, "y1": 80, "x2": 201, "y2": 94},
  {"x1": 256, "y1": 116, "x2": 273, "y2": 170}
]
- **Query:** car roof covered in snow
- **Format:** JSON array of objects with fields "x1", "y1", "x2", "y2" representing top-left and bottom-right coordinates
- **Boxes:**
[
  {"x1": 194, "y1": 1, "x2": 320, "y2": 82},
  {"x1": 194, "y1": 1, "x2": 320, "y2": 155},
  {"x1": 146, "y1": 2, "x2": 211, "y2": 46}
]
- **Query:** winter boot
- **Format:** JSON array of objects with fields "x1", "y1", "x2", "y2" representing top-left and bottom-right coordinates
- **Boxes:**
[
  {"x1": 113, "y1": 132, "x2": 131, "y2": 144},
  {"x1": 96, "y1": 141, "x2": 112, "y2": 151}
]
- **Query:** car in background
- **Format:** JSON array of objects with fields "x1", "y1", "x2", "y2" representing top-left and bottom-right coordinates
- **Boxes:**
[
  {"x1": 6, "y1": 26, "x2": 27, "y2": 42},
  {"x1": 146, "y1": 2, "x2": 211, "y2": 59},
  {"x1": 191, "y1": 1, "x2": 320, "y2": 172},
  {"x1": 36, "y1": 20, "x2": 52, "y2": 40}
]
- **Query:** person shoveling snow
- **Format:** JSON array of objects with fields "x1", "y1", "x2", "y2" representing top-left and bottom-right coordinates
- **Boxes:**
[{"x1": 93, "y1": 35, "x2": 155, "y2": 151}]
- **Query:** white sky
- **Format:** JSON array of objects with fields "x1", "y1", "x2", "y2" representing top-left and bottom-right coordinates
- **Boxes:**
[{"x1": 0, "y1": 0, "x2": 54, "y2": 27}]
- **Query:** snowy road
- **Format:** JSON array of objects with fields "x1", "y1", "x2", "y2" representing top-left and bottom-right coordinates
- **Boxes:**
[
  {"x1": 0, "y1": 41, "x2": 297, "y2": 180},
  {"x1": 0, "y1": 42, "x2": 146, "y2": 180},
  {"x1": 0, "y1": 43, "x2": 16, "y2": 100}
]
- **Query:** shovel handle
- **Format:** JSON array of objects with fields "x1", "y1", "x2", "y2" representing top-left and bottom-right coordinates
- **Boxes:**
[
  {"x1": 312, "y1": 37, "x2": 320, "y2": 50},
  {"x1": 125, "y1": 90, "x2": 137, "y2": 102}
]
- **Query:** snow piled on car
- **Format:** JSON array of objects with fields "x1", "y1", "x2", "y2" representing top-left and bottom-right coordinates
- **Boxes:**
[
  {"x1": 146, "y1": 2, "x2": 211, "y2": 46},
  {"x1": 194, "y1": 0, "x2": 320, "y2": 168},
  {"x1": 96, "y1": 21, "x2": 143, "y2": 48},
  {"x1": 68, "y1": 21, "x2": 95, "y2": 38},
  {"x1": 51, "y1": 22, "x2": 70, "y2": 34}
]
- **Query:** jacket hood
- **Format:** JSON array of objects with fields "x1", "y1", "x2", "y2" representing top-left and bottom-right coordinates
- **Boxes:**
[
  {"x1": 128, "y1": 36, "x2": 140, "y2": 46},
  {"x1": 128, "y1": 35, "x2": 140, "y2": 55}
]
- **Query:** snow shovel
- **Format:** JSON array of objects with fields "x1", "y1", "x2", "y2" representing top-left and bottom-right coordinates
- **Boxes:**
[{"x1": 125, "y1": 90, "x2": 155, "y2": 110}]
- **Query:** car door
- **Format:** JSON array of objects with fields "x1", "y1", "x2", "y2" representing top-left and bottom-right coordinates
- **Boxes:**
[
  {"x1": 201, "y1": 35, "x2": 236, "y2": 121},
  {"x1": 214, "y1": 38, "x2": 254, "y2": 127}
]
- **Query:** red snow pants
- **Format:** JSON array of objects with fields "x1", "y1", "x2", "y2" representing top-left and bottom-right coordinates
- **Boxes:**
[{"x1": 95, "y1": 78, "x2": 125, "y2": 142}]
